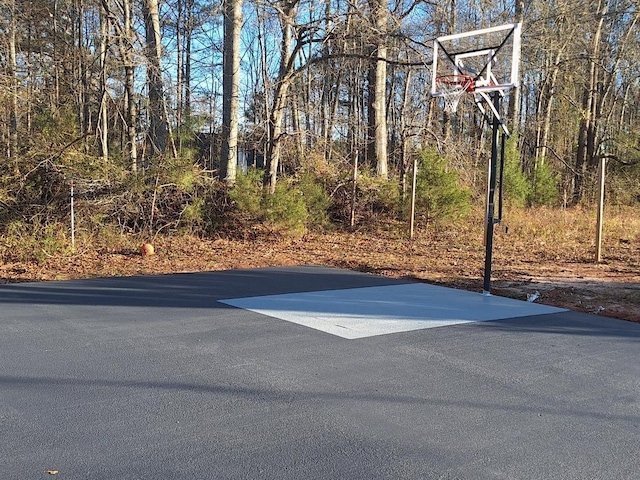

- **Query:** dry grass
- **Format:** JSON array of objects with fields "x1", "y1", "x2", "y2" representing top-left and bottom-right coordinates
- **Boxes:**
[{"x1": 1, "y1": 206, "x2": 638, "y2": 322}]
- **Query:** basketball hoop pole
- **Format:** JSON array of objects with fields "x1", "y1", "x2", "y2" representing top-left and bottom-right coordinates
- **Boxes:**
[
  {"x1": 483, "y1": 92, "x2": 501, "y2": 295},
  {"x1": 431, "y1": 23, "x2": 521, "y2": 295}
]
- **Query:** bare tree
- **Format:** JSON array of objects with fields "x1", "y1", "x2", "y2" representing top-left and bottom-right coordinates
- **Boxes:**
[
  {"x1": 98, "y1": 4, "x2": 109, "y2": 162},
  {"x1": 219, "y1": 0, "x2": 243, "y2": 184},
  {"x1": 143, "y1": 0, "x2": 173, "y2": 161},
  {"x1": 573, "y1": 0, "x2": 608, "y2": 203},
  {"x1": 7, "y1": 0, "x2": 18, "y2": 164},
  {"x1": 507, "y1": 0, "x2": 524, "y2": 125},
  {"x1": 367, "y1": 0, "x2": 388, "y2": 177},
  {"x1": 264, "y1": 0, "x2": 299, "y2": 193}
]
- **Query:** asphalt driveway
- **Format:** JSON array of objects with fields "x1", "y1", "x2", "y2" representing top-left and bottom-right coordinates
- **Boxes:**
[{"x1": 1, "y1": 266, "x2": 638, "y2": 479}]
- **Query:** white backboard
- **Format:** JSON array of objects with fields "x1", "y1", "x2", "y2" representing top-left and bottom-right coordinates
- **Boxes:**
[{"x1": 431, "y1": 23, "x2": 522, "y2": 97}]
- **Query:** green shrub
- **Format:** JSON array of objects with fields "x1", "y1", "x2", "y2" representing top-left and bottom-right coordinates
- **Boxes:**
[
  {"x1": 356, "y1": 171, "x2": 402, "y2": 217},
  {"x1": 3, "y1": 220, "x2": 69, "y2": 263},
  {"x1": 412, "y1": 148, "x2": 471, "y2": 224},
  {"x1": 163, "y1": 157, "x2": 202, "y2": 193},
  {"x1": 230, "y1": 170, "x2": 309, "y2": 236},
  {"x1": 180, "y1": 197, "x2": 206, "y2": 232},
  {"x1": 528, "y1": 161, "x2": 559, "y2": 206},
  {"x1": 263, "y1": 179, "x2": 308, "y2": 236},
  {"x1": 502, "y1": 135, "x2": 530, "y2": 207},
  {"x1": 297, "y1": 173, "x2": 332, "y2": 229},
  {"x1": 30, "y1": 106, "x2": 78, "y2": 149},
  {"x1": 229, "y1": 168, "x2": 264, "y2": 218}
]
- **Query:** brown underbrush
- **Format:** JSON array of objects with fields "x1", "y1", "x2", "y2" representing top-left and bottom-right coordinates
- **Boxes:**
[{"x1": 1, "y1": 205, "x2": 638, "y2": 323}]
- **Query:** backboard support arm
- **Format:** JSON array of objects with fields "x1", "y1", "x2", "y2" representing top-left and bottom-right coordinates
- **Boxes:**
[{"x1": 475, "y1": 90, "x2": 510, "y2": 137}]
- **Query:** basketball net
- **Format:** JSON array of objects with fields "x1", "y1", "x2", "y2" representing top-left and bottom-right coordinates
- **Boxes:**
[{"x1": 435, "y1": 75, "x2": 475, "y2": 114}]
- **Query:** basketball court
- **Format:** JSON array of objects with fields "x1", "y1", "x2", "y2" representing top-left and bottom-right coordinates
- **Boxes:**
[
  {"x1": 220, "y1": 282, "x2": 565, "y2": 339},
  {"x1": 1, "y1": 266, "x2": 639, "y2": 479},
  {"x1": 2, "y1": 20, "x2": 638, "y2": 480}
]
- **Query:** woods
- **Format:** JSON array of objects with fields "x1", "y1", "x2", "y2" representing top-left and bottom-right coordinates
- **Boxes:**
[{"x1": 0, "y1": 0, "x2": 639, "y2": 238}]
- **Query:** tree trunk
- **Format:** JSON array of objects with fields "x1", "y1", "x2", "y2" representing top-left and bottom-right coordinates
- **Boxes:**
[
  {"x1": 264, "y1": 2, "x2": 298, "y2": 193},
  {"x1": 99, "y1": 6, "x2": 109, "y2": 162},
  {"x1": 367, "y1": 0, "x2": 388, "y2": 178},
  {"x1": 508, "y1": 0, "x2": 524, "y2": 125},
  {"x1": 52, "y1": 0, "x2": 60, "y2": 109},
  {"x1": 399, "y1": 68, "x2": 412, "y2": 195},
  {"x1": 8, "y1": 0, "x2": 18, "y2": 164},
  {"x1": 537, "y1": 52, "x2": 562, "y2": 169},
  {"x1": 220, "y1": 0, "x2": 243, "y2": 184},
  {"x1": 574, "y1": 0, "x2": 607, "y2": 204},
  {"x1": 77, "y1": 0, "x2": 90, "y2": 145},
  {"x1": 123, "y1": 0, "x2": 138, "y2": 171},
  {"x1": 176, "y1": 0, "x2": 183, "y2": 141},
  {"x1": 290, "y1": 86, "x2": 304, "y2": 160},
  {"x1": 143, "y1": 0, "x2": 169, "y2": 159},
  {"x1": 184, "y1": 0, "x2": 194, "y2": 120}
]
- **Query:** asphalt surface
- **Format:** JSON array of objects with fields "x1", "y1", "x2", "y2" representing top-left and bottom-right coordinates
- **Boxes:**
[{"x1": 1, "y1": 266, "x2": 639, "y2": 479}]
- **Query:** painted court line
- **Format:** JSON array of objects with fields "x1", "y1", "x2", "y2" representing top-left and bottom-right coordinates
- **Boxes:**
[{"x1": 219, "y1": 283, "x2": 567, "y2": 339}]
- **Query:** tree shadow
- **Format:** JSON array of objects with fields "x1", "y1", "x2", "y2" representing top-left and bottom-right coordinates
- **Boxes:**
[
  {"x1": 479, "y1": 310, "x2": 640, "y2": 340},
  {"x1": 2, "y1": 373, "x2": 638, "y2": 424},
  {"x1": 0, "y1": 265, "x2": 638, "y2": 339},
  {"x1": 0, "y1": 265, "x2": 405, "y2": 309}
]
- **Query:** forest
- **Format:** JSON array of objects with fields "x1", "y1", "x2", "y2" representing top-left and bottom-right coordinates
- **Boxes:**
[{"x1": 0, "y1": 0, "x2": 639, "y2": 239}]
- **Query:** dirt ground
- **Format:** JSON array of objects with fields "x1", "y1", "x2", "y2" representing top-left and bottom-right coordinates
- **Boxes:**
[{"x1": 1, "y1": 207, "x2": 638, "y2": 324}]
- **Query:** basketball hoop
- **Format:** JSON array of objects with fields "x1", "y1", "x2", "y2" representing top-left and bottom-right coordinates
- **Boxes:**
[{"x1": 435, "y1": 74, "x2": 475, "y2": 113}]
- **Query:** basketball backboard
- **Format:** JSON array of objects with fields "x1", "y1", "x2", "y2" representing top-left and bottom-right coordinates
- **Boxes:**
[
  {"x1": 429, "y1": 23, "x2": 522, "y2": 295},
  {"x1": 431, "y1": 23, "x2": 522, "y2": 97}
]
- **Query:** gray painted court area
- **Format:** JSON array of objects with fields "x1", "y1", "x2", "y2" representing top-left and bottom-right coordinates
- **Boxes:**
[
  {"x1": 220, "y1": 283, "x2": 566, "y2": 338},
  {"x1": 1, "y1": 266, "x2": 639, "y2": 479}
]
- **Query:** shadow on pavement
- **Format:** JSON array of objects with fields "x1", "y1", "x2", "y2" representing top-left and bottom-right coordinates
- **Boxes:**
[{"x1": 0, "y1": 266, "x2": 404, "y2": 308}]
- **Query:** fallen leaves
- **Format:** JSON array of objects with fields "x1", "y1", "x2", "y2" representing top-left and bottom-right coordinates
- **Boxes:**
[{"x1": 1, "y1": 208, "x2": 638, "y2": 323}]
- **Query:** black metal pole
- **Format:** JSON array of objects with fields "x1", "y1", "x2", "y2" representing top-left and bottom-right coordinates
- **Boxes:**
[
  {"x1": 483, "y1": 93, "x2": 501, "y2": 295},
  {"x1": 498, "y1": 131, "x2": 506, "y2": 223}
]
